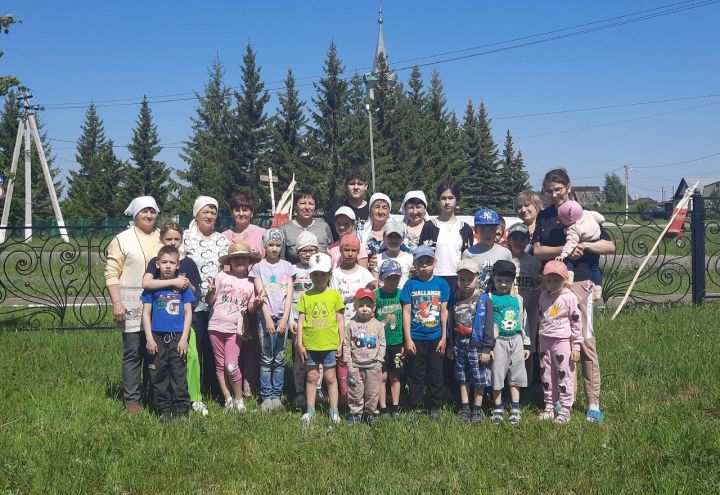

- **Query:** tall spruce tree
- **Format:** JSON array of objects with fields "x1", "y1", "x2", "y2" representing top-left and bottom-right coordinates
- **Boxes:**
[
  {"x1": 340, "y1": 73, "x2": 370, "y2": 179},
  {"x1": 424, "y1": 69, "x2": 457, "y2": 196},
  {"x1": 232, "y1": 44, "x2": 271, "y2": 211},
  {"x1": 63, "y1": 104, "x2": 125, "y2": 221},
  {"x1": 460, "y1": 100, "x2": 482, "y2": 213},
  {"x1": 126, "y1": 97, "x2": 174, "y2": 209},
  {"x1": 396, "y1": 66, "x2": 432, "y2": 191},
  {"x1": 500, "y1": 129, "x2": 529, "y2": 210},
  {"x1": 269, "y1": 69, "x2": 313, "y2": 191},
  {"x1": 310, "y1": 42, "x2": 350, "y2": 208},
  {"x1": 0, "y1": 91, "x2": 63, "y2": 223},
  {"x1": 179, "y1": 57, "x2": 233, "y2": 212},
  {"x1": 475, "y1": 101, "x2": 502, "y2": 210}
]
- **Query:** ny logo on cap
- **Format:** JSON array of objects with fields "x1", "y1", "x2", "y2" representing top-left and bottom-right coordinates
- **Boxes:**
[{"x1": 481, "y1": 211, "x2": 494, "y2": 220}]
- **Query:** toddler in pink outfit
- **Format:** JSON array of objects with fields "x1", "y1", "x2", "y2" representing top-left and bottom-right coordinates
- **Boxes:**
[{"x1": 537, "y1": 260, "x2": 583, "y2": 424}]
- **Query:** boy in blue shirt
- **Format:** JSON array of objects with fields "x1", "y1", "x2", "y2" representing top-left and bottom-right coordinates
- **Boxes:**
[
  {"x1": 401, "y1": 245, "x2": 450, "y2": 419},
  {"x1": 141, "y1": 246, "x2": 195, "y2": 422}
]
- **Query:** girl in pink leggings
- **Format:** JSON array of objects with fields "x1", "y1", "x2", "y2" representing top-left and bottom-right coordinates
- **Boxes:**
[
  {"x1": 537, "y1": 260, "x2": 583, "y2": 424},
  {"x1": 206, "y1": 242, "x2": 263, "y2": 412}
]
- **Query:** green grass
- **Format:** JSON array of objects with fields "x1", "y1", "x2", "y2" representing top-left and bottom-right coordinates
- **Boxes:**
[{"x1": 2, "y1": 305, "x2": 720, "y2": 494}]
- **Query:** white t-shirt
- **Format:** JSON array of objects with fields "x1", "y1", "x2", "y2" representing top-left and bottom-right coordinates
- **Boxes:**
[
  {"x1": 378, "y1": 251, "x2": 414, "y2": 288},
  {"x1": 461, "y1": 243, "x2": 513, "y2": 290},
  {"x1": 330, "y1": 265, "x2": 376, "y2": 320},
  {"x1": 434, "y1": 218, "x2": 464, "y2": 277}
]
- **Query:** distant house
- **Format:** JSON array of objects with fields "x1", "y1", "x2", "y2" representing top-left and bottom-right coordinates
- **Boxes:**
[
  {"x1": 674, "y1": 177, "x2": 720, "y2": 200},
  {"x1": 573, "y1": 186, "x2": 606, "y2": 207}
]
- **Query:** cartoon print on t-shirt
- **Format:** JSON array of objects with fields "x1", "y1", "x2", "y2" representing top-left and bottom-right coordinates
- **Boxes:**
[
  {"x1": 158, "y1": 294, "x2": 181, "y2": 315},
  {"x1": 414, "y1": 294, "x2": 440, "y2": 327},
  {"x1": 501, "y1": 308, "x2": 519, "y2": 332},
  {"x1": 310, "y1": 301, "x2": 331, "y2": 328}
]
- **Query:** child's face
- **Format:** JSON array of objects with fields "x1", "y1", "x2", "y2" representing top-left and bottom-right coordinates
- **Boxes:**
[
  {"x1": 157, "y1": 253, "x2": 179, "y2": 279},
  {"x1": 438, "y1": 189, "x2": 457, "y2": 215},
  {"x1": 297, "y1": 245, "x2": 318, "y2": 265},
  {"x1": 457, "y1": 269, "x2": 479, "y2": 294},
  {"x1": 492, "y1": 274, "x2": 514, "y2": 294},
  {"x1": 507, "y1": 234, "x2": 528, "y2": 256},
  {"x1": 544, "y1": 273, "x2": 565, "y2": 293},
  {"x1": 161, "y1": 229, "x2": 182, "y2": 249},
  {"x1": 382, "y1": 274, "x2": 401, "y2": 292},
  {"x1": 310, "y1": 270, "x2": 330, "y2": 288},
  {"x1": 495, "y1": 224, "x2": 506, "y2": 244},
  {"x1": 341, "y1": 245, "x2": 359, "y2": 265},
  {"x1": 474, "y1": 224, "x2": 497, "y2": 246},
  {"x1": 414, "y1": 256, "x2": 435, "y2": 279},
  {"x1": 346, "y1": 179, "x2": 368, "y2": 201},
  {"x1": 265, "y1": 241, "x2": 282, "y2": 260},
  {"x1": 383, "y1": 232, "x2": 403, "y2": 253},
  {"x1": 230, "y1": 256, "x2": 250, "y2": 276},
  {"x1": 354, "y1": 297, "x2": 375, "y2": 320},
  {"x1": 335, "y1": 215, "x2": 355, "y2": 237}
]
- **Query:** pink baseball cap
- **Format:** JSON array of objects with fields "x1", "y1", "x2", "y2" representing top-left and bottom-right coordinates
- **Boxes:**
[{"x1": 543, "y1": 260, "x2": 569, "y2": 279}]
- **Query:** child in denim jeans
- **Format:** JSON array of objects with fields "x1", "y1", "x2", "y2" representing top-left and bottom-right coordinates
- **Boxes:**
[{"x1": 249, "y1": 229, "x2": 294, "y2": 411}]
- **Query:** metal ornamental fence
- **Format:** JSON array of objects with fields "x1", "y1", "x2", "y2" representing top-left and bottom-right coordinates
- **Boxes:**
[{"x1": 0, "y1": 198, "x2": 718, "y2": 331}]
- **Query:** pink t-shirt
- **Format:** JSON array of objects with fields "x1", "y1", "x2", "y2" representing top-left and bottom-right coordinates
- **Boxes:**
[
  {"x1": 222, "y1": 224, "x2": 266, "y2": 258},
  {"x1": 208, "y1": 271, "x2": 255, "y2": 334},
  {"x1": 327, "y1": 240, "x2": 369, "y2": 268},
  {"x1": 539, "y1": 288, "x2": 584, "y2": 351}
]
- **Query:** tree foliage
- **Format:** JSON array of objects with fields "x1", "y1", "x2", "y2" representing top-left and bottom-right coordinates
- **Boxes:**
[
  {"x1": 0, "y1": 15, "x2": 20, "y2": 97},
  {"x1": 604, "y1": 173, "x2": 625, "y2": 204}
]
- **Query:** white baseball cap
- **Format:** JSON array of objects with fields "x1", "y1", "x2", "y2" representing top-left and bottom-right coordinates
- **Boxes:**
[
  {"x1": 334, "y1": 206, "x2": 356, "y2": 221},
  {"x1": 308, "y1": 253, "x2": 333, "y2": 274}
]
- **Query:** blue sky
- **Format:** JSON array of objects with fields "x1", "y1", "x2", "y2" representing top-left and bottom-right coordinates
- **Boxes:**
[{"x1": 4, "y1": 0, "x2": 720, "y2": 202}]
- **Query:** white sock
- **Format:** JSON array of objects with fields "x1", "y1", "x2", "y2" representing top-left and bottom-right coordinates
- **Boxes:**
[{"x1": 588, "y1": 403, "x2": 600, "y2": 412}]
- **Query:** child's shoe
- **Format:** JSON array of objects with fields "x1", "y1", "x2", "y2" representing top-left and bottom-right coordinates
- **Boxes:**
[
  {"x1": 554, "y1": 410, "x2": 570, "y2": 424},
  {"x1": 508, "y1": 408, "x2": 521, "y2": 425},
  {"x1": 538, "y1": 410, "x2": 555, "y2": 421},
  {"x1": 329, "y1": 411, "x2": 341, "y2": 424},
  {"x1": 471, "y1": 408, "x2": 485, "y2": 424},
  {"x1": 271, "y1": 398, "x2": 283, "y2": 411},
  {"x1": 159, "y1": 410, "x2": 173, "y2": 423},
  {"x1": 224, "y1": 397, "x2": 235, "y2": 412},
  {"x1": 586, "y1": 407, "x2": 605, "y2": 423},
  {"x1": 367, "y1": 414, "x2": 380, "y2": 426},
  {"x1": 429, "y1": 409, "x2": 441, "y2": 421},
  {"x1": 191, "y1": 401, "x2": 209, "y2": 416},
  {"x1": 347, "y1": 414, "x2": 361, "y2": 425},
  {"x1": 234, "y1": 398, "x2": 247, "y2": 413},
  {"x1": 491, "y1": 407, "x2": 504, "y2": 424},
  {"x1": 301, "y1": 412, "x2": 314, "y2": 424},
  {"x1": 260, "y1": 399, "x2": 273, "y2": 412},
  {"x1": 458, "y1": 406, "x2": 471, "y2": 424}
]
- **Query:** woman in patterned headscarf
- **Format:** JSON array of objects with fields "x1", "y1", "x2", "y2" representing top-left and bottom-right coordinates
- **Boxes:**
[{"x1": 182, "y1": 196, "x2": 231, "y2": 398}]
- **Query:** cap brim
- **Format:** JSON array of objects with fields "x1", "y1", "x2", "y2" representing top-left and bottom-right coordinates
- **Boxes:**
[{"x1": 219, "y1": 251, "x2": 261, "y2": 264}]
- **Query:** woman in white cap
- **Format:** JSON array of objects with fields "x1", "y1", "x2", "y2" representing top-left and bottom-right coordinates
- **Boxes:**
[
  {"x1": 400, "y1": 190, "x2": 429, "y2": 251},
  {"x1": 105, "y1": 196, "x2": 163, "y2": 413},
  {"x1": 279, "y1": 189, "x2": 333, "y2": 264},
  {"x1": 183, "y1": 196, "x2": 231, "y2": 398}
]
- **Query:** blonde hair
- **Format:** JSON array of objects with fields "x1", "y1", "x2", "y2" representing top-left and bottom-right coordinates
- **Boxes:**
[
  {"x1": 516, "y1": 189, "x2": 543, "y2": 213},
  {"x1": 159, "y1": 220, "x2": 184, "y2": 239}
]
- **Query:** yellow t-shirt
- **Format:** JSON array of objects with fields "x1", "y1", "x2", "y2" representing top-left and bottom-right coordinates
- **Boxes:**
[{"x1": 297, "y1": 287, "x2": 345, "y2": 351}]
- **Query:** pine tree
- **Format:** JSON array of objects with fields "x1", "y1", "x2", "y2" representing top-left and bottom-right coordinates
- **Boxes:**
[
  {"x1": 340, "y1": 73, "x2": 370, "y2": 177},
  {"x1": 397, "y1": 66, "x2": 431, "y2": 191},
  {"x1": 179, "y1": 57, "x2": 233, "y2": 212},
  {"x1": 269, "y1": 69, "x2": 313, "y2": 192},
  {"x1": 424, "y1": 69, "x2": 456, "y2": 197},
  {"x1": 63, "y1": 104, "x2": 125, "y2": 221},
  {"x1": 499, "y1": 129, "x2": 529, "y2": 210},
  {"x1": 310, "y1": 42, "x2": 350, "y2": 208},
  {"x1": 475, "y1": 101, "x2": 502, "y2": 211},
  {"x1": 0, "y1": 91, "x2": 64, "y2": 223},
  {"x1": 460, "y1": 100, "x2": 482, "y2": 213},
  {"x1": 126, "y1": 97, "x2": 174, "y2": 209},
  {"x1": 232, "y1": 44, "x2": 271, "y2": 211}
]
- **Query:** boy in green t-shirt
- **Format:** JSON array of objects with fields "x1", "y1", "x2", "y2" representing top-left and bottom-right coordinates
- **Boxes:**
[
  {"x1": 375, "y1": 259, "x2": 404, "y2": 417},
  {"x1": 296, "y1": 253, "x2": 346, "y2": 424}
]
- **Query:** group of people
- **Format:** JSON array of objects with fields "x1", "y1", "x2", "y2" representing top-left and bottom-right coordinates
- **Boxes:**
[{"x1": 104, "y1": 166, "x2": 614, "y2": 425}]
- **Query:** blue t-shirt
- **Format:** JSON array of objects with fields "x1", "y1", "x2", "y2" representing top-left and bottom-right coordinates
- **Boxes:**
[
  {"x1": 140, "y1": 287, "x2": 195, "y2": 333},
  {"x1": 400, "y1": 276, "x2": 450, "y2": 341}
]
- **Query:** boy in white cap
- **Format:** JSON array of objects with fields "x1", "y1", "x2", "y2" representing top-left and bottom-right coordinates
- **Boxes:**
[{"x1": 296, "y1": 253, "x2": 346, "y2": 423}]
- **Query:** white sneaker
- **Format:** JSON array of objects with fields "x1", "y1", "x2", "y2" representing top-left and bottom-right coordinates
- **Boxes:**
[
  {"x1": 329, "y1": 412, "x2": 341, "y2": 424},
  {"x1": 272, "y1": 398, "x2": 283, "y2": 410},
  {"x1": 538, "y1": 411, "x2": 555, "y2": 421},
  {"x1": 260, "y1": 399, "x2": 273, "y2": 412},
  {"x1": 301, "y1": 412, "x2": 314, "y2": 424},
  {"x1": 224, "y1": 397, "x2": 235, "y2": 412},
  {"x1": 235, "y1": 398, "x2": 247, "y2": 413},
  {"x1": 191, "y1": 401, "x2": 209, "y2": 416}
]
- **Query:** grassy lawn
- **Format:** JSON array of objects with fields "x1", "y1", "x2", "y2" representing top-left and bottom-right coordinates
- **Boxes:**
[{"x1": 1, "y1": 305, "x2": 719, "y2": 494}]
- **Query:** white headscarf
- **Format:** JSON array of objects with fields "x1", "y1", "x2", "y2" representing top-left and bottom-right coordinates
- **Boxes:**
[
  {"x1": 361, "y1": 192, "x2": 393, "y2": 247},
  {"x1": 188, "y1": 196, "x2": 219, "y2": 237},
  {"x1": 124, "y1": 196, "x2": 159, "y2": 219},
  {"x1": 400, "y1": 190, "x2": 430, "y2": 220}
]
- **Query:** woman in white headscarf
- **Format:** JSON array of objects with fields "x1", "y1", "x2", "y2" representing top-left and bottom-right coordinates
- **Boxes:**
[
  {"x1": 183, "y1": 196, "x2": 232, "y2": 398},
  {"x1": 360, "y1": 192, "x2": 393, "y2": 257},
  {"x1": 105, "y1": 196, "x2": 163, "y2": 413}
]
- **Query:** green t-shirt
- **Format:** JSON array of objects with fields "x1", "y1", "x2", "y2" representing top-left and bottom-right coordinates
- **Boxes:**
[
  {"x1": 297, "y1": 287, "x2": 345, "y2": 351},
  {"x1": 490, "y1": 293, "x2": 522, "y2": 337},
  {"x1": 375, "y1": 288, "x2": 403, "y2": 346}
]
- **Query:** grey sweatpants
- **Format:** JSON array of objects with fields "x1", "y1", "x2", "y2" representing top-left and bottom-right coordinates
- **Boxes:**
[{"x1": 347, "y1": 363, "x2": 382, "y2": 415}]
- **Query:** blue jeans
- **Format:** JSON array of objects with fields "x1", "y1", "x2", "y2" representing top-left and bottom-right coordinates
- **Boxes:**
[{"x1": 258, "y1": 316, "x2": 287, "y2": 400}]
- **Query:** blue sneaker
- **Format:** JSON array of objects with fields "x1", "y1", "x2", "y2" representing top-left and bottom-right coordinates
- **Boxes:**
[
  {"x1": 347, "y1": 414, "x2": 361, "y2": 425},
  {"x1": 586, "y1": 409, "x2": 605, "y2": 422}
]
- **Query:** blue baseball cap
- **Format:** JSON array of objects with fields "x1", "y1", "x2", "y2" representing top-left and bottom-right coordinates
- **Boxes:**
[
  {"x1": 379, "y1": 259, "x2": 402, "y2": 280},
  {"x1": 413, "y1": 244, "x2": 436, "y2": 261},
  {"x1": 474, "y1": 208, "x2": 500, "y2": 226}
]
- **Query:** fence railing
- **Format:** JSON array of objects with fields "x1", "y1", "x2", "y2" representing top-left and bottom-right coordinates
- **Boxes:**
[{"x1": 1, "y1": 201, "x2": 718, "y2": 330}]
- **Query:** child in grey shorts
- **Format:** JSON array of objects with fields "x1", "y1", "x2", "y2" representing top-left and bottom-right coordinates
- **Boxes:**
[{"x1": 488, "y1": 260, "x2": 530, "y2": 425}]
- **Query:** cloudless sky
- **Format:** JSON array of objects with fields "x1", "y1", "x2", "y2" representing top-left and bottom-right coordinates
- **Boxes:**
[{"x1": 4, "y1": 0, "x2": 720, "y2": 202}]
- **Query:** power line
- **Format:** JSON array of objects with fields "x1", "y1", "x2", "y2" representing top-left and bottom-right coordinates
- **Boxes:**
[{"x1": 37, "y1": 0, "x2": 719, "y2": 111}]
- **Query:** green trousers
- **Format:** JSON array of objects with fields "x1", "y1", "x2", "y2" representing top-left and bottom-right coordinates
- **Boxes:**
[{"x1": 186, "y1": 327, "x2": 202, "y2": 403}]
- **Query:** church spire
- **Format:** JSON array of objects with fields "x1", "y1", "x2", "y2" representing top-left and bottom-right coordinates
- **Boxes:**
[{"x1": 364, "y1": 1, "x2": 395, "y2": 99}]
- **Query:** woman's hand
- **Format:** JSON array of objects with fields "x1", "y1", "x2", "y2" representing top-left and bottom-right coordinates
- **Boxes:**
[{"x1": 113, "y1": 302, "x2": 127, "y2": 323}]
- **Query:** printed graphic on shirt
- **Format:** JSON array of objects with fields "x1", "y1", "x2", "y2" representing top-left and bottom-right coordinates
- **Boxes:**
[
  {"x1": 477, "y1": 260, "x2": 494, "y2": 291},
  {"x1": 156, "y1": 293, "x2": 181, "y2": 315},
  {"x1": 412, "y1": 291, "x2": 441, "y2": 328},
  {"x1": 500, "y1": 308, "x2": 519, "y2": 332},
  {"x1": 376, "y1": 302, "x2": 401, "y2": 331},
  {"x1": 309, "y1": 301, "x2": 332, "y2": 328},
  {"x1": 216, "y1": 281, "x2": 249, "y2": 316},
  {"x1": 453, "y1": 298, "x2": 477, "y2": 329},
  {"x1": 492, "y1": 295, "x2": 522, "y2": 336}
]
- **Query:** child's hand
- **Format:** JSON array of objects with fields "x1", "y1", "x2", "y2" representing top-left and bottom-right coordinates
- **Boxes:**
[
  {"x1": 446, "y1": 347, "x2": 455, "y2": 360},
  {"x1": 336, "y1": 344, "x2": 342, "y2": 358},
  {"x1": 265, "y1": 317, "x2": 276, "y2": 334},
  {"x1": 277, "y1": 318, "x2": 288, "y2": 335},
  {"x1": 435, "y1": 337, "x2": 446, "y2": 355},
  {"x1": 554, "y1": 256, "x2": 564, "y2": 262},
  {"x1": 523, "y1": 349, "x2": 530, "y2": 361},
  {"x1": 367, "y1": 255, "x2": 378, "y2": 273},
  {"x1": 289, "y1": 322, "x2": 297, "y2": 335},
  {"x1": 480, "y1": 352, "x2": 492, "y2": 364},
  {"x1": 177, "y1": 337, "x2": 188, "y2": 358},
  {"x1": 404, "y1": 340, "x2": 416, "y2": 357},
  {"x1": 146, "y1": 338, "x2": 158, "y2": 355},
  {"x1": 571, "y1": 350, "x2": 581, "y2": 363},
  {"x1": 297, "y1": 343, "x2": 307, "y2": 363},
  {"x1": 207, "y1": 277, "x2": 217, "y2": 294}
]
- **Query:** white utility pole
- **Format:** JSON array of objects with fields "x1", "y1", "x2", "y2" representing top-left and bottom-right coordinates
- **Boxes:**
[
  {"x1": 0, "y1": 90, "x2": 68, "y2": 243},
  {"x1": 365, "y1": 104, "x2": 376, "y2": 193},
  {"x1": 624, "y1": 164, "x2": 634, "y2": 220}
]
